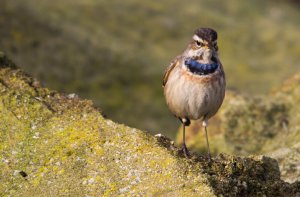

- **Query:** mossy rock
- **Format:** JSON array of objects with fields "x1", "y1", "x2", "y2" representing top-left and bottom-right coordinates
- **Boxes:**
[{"x1": 1, "y1": 53, "x2": 299, "y2": 196}]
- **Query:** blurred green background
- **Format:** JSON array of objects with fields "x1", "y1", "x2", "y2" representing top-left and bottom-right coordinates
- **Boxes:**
[{"x1": 1, "y1": 0, "x2": 300, "y2": 138}]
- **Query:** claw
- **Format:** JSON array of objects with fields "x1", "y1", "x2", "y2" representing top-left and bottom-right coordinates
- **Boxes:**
[{"x1": 181, "y1": 144, "x2": 191, "y2": 157}]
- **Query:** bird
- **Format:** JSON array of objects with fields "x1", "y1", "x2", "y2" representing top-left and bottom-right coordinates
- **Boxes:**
[{"x1": 162, "y1": 27, "x2": 226, "y2": 161}]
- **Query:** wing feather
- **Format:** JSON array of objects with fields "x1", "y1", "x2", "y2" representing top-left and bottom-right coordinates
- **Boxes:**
[{"x1": 162, "y1": 55, "x2": 181, "y2": 87}]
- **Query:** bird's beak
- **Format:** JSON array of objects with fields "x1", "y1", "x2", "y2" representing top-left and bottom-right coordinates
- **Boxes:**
[{"x1": 203, "y1": 45, "x2": 213, "y2": 53}]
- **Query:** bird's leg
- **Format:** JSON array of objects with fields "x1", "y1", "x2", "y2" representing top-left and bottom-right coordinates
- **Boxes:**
[
  {"x1": 182, "y1": 120, "x2": 190, "y2": 157},
  {"x1": 203, "y1": 120, "x2": 211, "y2": 162}
]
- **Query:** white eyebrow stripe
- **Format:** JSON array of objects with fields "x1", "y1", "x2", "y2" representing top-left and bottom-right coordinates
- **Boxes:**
[{"x1": 192, "y1": 35, "x2": 204, "y2": 43}]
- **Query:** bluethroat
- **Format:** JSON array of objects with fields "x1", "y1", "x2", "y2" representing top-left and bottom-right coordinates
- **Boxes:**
[{"x1": 163, "y1": 28, "x2": 226, "y2": 160}]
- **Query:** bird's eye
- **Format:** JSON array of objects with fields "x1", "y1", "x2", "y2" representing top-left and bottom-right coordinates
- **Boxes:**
[{"x1": 195, "y1": 41, "x2": 204, "y2": 47}]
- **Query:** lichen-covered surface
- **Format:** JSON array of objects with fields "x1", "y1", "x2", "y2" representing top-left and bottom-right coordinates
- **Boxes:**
[
  {"x1": 176, "y1": 75, "x2": 300, "y2": 183},
  {"x1": 0, "y1": 52, "x2": 299, "y2": 196}
]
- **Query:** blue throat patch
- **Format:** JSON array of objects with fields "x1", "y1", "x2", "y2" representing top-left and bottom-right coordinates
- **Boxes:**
[{"x1": 184, "y1": 59, "x2": 219, "y2": 75}]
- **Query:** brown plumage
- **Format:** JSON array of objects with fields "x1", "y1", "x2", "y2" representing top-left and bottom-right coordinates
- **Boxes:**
[{"x1": 163, "y1": 27, "x2": 226, "y2": 159}]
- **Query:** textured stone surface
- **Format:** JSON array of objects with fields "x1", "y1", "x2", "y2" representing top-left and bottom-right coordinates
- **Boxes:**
[
  {"x1": 268, "y1": 143, "x2": 300, "y2": 183},
  {"x1": 0, "y1": 53, "x2": 299, "y2": 196}
]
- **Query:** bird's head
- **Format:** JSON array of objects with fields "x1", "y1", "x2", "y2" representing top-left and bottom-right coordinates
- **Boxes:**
[{"x1": 183, "y1": 28, "x2": 219, "y2": 64}]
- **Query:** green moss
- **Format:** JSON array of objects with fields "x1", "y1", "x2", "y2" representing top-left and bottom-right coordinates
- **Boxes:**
[{"x1": 0, "y1": 54, "x2": 299, "y2": 196}]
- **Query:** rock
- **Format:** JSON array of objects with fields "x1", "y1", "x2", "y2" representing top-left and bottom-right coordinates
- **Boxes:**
[
  {"x1": 268, "y1": 143, "x2": 300, "y2": 183},
  {"x1": 0, "y1": 53, "x2": 299, "y2": 196}
]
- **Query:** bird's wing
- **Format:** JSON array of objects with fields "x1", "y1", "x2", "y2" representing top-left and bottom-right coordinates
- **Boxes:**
[
  {"x1": 217, "y1": 59, "x2": 226, "y2": 81},
  {"x1": 162, "y1": 55, "x2": 181, "y2": 87}
]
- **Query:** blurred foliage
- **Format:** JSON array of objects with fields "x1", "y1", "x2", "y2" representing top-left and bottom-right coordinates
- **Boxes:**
[{"x1": 0, "y1": 0, "x2": 300, "y2": 137}]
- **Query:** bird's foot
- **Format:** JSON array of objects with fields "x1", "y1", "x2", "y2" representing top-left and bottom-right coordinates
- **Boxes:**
[{"x1": 181, "y1": 144, "x2": 191, "y2": 157}]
